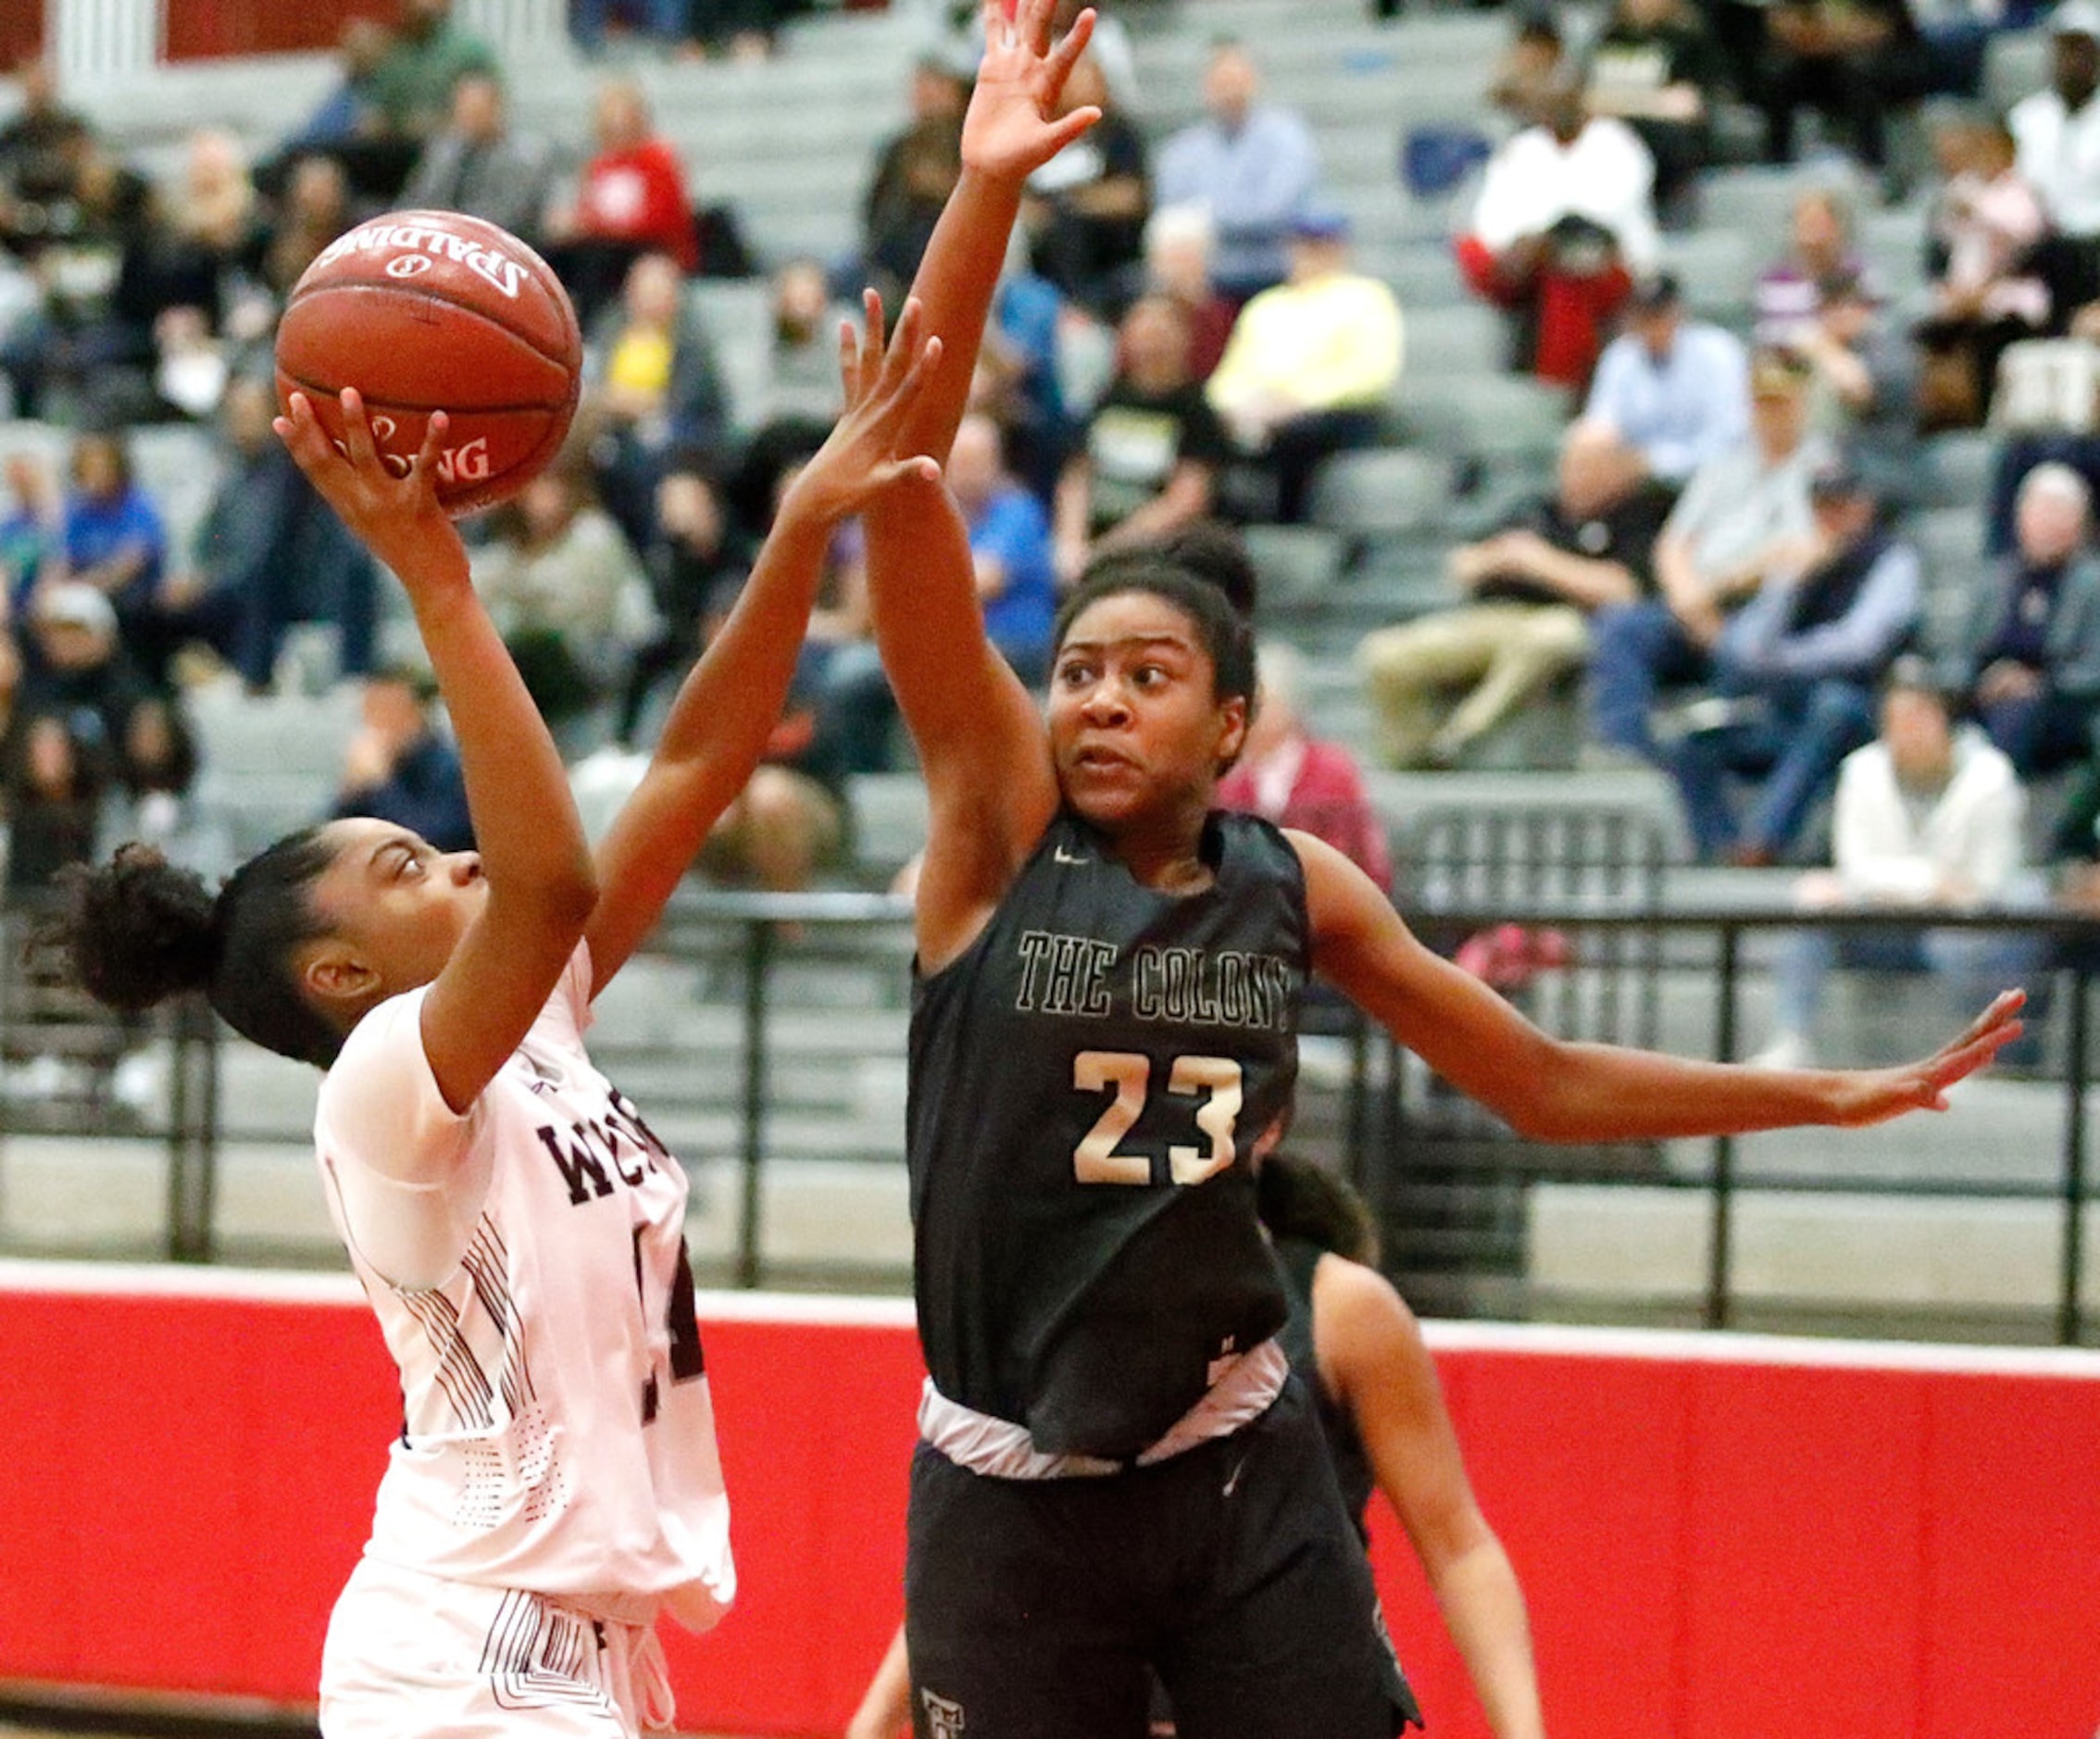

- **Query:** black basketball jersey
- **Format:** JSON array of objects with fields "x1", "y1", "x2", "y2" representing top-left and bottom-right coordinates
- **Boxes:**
[
  {"x1": 907, "y1": 808, "x2": 1308, "y2": 1459},
  {"x1": 1274, "y1": 1235, "x2": 1375, "y2": 1542}
]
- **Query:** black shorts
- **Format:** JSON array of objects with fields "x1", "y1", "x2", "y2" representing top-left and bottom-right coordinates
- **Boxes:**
[{"x1": 904, "y1": 1375, "x2": 1421, "y2": 1739}]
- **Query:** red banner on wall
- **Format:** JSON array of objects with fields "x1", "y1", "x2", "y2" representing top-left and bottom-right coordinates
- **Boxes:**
[{"x1": 162, "y1": 0, "x2": 393, "y2": 62}]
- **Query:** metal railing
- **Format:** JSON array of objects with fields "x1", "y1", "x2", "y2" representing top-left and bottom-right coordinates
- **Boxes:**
[{"x1": 3, "y1": 892, "x2": 2094, "y2": 1344}]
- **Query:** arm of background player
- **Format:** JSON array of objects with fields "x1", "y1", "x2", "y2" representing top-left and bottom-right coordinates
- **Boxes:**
[{"x1": 1316, "y1": 1257, "x2": 1548, "y2": 1739}]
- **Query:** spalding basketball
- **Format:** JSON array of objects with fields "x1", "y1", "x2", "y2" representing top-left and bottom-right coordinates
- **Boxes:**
[{"x1": 274, "y1": 210, "x2": 582, "y2": 517}]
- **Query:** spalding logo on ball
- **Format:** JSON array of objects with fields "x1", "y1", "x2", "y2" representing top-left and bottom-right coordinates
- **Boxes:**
[{"x1": 274, "y1": 210, "x2": 582, "y2": 516}]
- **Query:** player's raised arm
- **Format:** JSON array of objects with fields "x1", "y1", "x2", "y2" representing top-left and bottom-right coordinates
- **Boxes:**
[
  {"x1": 1294, "y1": 830, "x2": 2027, "y2": 1137},
  {"x1": 279, "y1": 389, "x2": 594, "y2": 1112},
  {"x1": 861, "y1": 0, "x2": 1099, "y2": 970},
  {"x1": 584, "y1": 298, "x2": 944, "y2": 990}
]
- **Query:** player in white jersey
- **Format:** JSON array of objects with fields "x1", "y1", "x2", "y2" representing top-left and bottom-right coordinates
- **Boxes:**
[{"x1": 50, "y1": 307, "x2": 944, "y2": 1736}]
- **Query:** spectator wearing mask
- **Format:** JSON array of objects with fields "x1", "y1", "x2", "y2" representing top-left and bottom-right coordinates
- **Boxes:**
[
  {"x1": 1457, "y1": 77, "x2": 1660, "y2": 389},
  {"x1": 1360, "y1": 421, "x2": 1674, "y2": 769},
  {"x1": 1661, "y1": 450, "x2": 1922, "y2": 865},
  {"x1": 1205, "y1": 206, "x2": 1404, "y2": 524},
  {"x1": 1751, "y1": 657, "x2": 2044, "y2": 1069},
  {"x1": 1937, "y1": 461, "x2": 2100, "y2": 775},
  {"x1": 1581, "y1": 269, "x2": 1749, "y2": 485},
  {"x1": 1153, "y1": 39, "x2": 1320, "y2": 302}
]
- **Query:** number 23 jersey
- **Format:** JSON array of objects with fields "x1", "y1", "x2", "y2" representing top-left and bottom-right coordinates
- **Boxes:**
[{"x1": 907, "y1": 808, "x2": 1307, "y2": 1460}]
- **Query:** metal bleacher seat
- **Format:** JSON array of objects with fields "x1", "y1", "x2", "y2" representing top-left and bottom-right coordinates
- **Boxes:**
[
  {"x1": 1366, "y1": 791, "x2": 1675, "y2": 1314},
  {"x1": 1307, "y1": 446, "x2": 1455, "y2": 545},
  {"x1": 186, "y1": 682, "x2": 363, "y2": 863}
]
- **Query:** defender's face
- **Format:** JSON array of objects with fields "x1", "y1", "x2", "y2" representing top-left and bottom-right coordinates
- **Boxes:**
[{"x1": 1047, "y1": 592, "x2": 1244, "y2": 830}]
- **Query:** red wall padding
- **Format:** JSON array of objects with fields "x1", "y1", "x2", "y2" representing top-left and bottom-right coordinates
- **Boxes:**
[
  {"x1": 162, "y1": 2, "x2": 394, "y2": 61},
  {"x1": 3, "y1": 1276, "x2": 2097, "y2": 1739}
]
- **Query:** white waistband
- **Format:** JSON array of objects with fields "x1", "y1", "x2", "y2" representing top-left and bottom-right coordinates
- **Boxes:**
[{"x1": 918, "y1": 1337, "x2": 1291, "y2": 1479}]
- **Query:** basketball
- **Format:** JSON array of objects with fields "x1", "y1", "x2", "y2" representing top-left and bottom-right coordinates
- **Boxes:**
[{"x1": 273, "y1": 209, "x2": 583, "y2": 517}]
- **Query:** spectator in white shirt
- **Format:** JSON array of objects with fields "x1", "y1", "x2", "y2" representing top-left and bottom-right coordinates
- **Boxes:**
[
  {"x1": 1750, "y1": 656, "x2": 2045, "y2": 1068},
  {"x1": 2010, "y1": 0, "x2": 2100, "y2": 311},
  {"x1": 1581, "y1": 269, "x2": 1750, "y2": 483},
  {"x1": 1457, "y1": 78, "x2": 1661, "y2": 388}
]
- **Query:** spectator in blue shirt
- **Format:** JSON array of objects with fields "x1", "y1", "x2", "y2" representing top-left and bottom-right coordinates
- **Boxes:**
[
  {"x1": 1581, "y1": 270, "x2": 1749, "y2": 486},
  {"x1": 951, "y1": 412, "x2": 1058, "y2": 684},
  {"x1": 1663, "y1": 449, "x2": 1922, "y2": 864},
  {"x1": 49, "y1": 432, "x2": 168, "y2": 674},
  {"x1": 1153, "y1": 40, "x2": 1320, "y2": 302},
  {"x1": 329, "y1": 664, "x2": 474, "y2": 854},
  {"x1": 1, "y1": 447, "x2": 59, "y2": 617}
]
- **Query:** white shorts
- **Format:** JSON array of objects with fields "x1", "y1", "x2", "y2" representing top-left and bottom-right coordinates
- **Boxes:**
[{"x1": 319, "y1": 1557, "x2": 675, "y2": 1738}]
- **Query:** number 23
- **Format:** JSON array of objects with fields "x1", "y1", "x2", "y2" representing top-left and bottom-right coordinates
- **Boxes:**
[{"x1": 1072, "y1": 1051, "x2": 1243, "y2": 1186}]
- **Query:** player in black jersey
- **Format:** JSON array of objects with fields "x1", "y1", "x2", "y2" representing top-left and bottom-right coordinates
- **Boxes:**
[
  {"x1": 844, "y1": 1154, "x2": 1550, "y2": 1739},
  {"x1": 852, "y1": 6, "x2": 2026, "y2": 1736}
]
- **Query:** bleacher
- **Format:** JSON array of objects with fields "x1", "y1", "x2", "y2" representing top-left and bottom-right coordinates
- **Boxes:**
[{"x1": 2, "y1": 0, "x2": 2082, "y2": 1326}]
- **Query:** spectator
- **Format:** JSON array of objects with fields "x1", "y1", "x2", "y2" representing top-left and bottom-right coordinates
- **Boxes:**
[
  {"x1": 400, "y1": 72, "x2": 557, "y2": 246},
  {"x1": 1587, "y1": 346, "x2": 1827, "y2": 765},
  {"x1": 753, "y1": 257, "x2": 849, "y2": 427},
  {"x1": 1219, "y1": 641, "x2": 1393, "y2": 886},
  {"x1": 1205, "y1": 206, "x2": 1403, "y2": 524},
  {"x1": 1581, "y1": 269, "x2": 1750, "y2": 484},
  {"x1": 367, "y1": 0, "x2": 499, "y2": 148},
  {"x1": 329, "y1": 663, "x2": 474, "y2": 853},
  {"x1": 1916, "y1": 106, "x2": 2051, "y2": 428},
  {"x1": 154, "y1": 374, "x2": 379, "y2": 694},
  {"x1": 1937, "y1": 461, "x2": 2100, "y2": 774},
  {"x1": 1457, "y1": 77, "x2": 1660, "y2": 390},
  {"x1": 1, "y1": 447, "x2": 59, "y2": 615},
  {"x1": 47, "y1": 431, "x2": 168, "y2": 654},
  {"x1": 950, "y1": 412, "x2": 1058, "y2": 683},
  {"x1": 273, "y1": 19, "x2": 419, "y2": 204},
  {"x1": 1020, "y1": 50, "x2": 1150, "y2": 316},
  {"x1": 980, "y1": 229, "x2": 1078, "y2": 502},
  {"x1": 1138, "y1": 202, "x2": 1237, "y2": 382},
  {"x1": 569, "y1": 0, "x2": 691, "y2": 56},
  {"x1": 2010, "y1": 0, "x2": 2100, "y2": 317},
  {"x1": 1751, "y1": 184, "x2": 1874, "y2": 349},
  {"x1": 1485, "y1": 9, "x2": 1570, "y2": 127},
  {"x1": 581, "y1": 249, "x2": 732, "y2": 550},
  {"x1": 1153, "y1": 39, "x2": 1320, "y2": 302},
  {"x1": 0, "y1": 60, "x2": 88, "y2": 231},
  {"x1": 257, "y1": 154, "x2": 358, "y2": 312},
  {"x1": 1790, "y1": 265, "x2": 1920, "y2": 487},
  {"x1": 617, "y1": 454, "x2": 753, "y2": 746},
  {"x1": 1, "y1": 708, "x2": 106, "y2": 901},
  {"x1": 1360, "y1": 421, "x2": 1674, "y2": 769},
  {"x1": 858, "y1": 53, "x2": 969, "y2": 307},
  {"x1": 1758, "y1": 0, "x2": 1930, "y2": 181},
  {"x1": 112, "y1": 691, "x2": 202, "y2": 857},
  {"x1": 1054, "y1": 294, "x2": 1231, "y2": 584},
  {"x1": 471, "y1": 457, "x2": 656, "y2": 756},
  {"x1": 1751, "y1": 657, "x2": 2044, "y2": 1068},
  {"x1": 543, "y1": 78, "x2": 698, "y2": 329},
  {"x1": 1661, "y1": 450, "x2": 1922, "y2": 864},
  {"x1": 1583, "y1": 0, "x2": 1728, "y2": 219},
  {"x1": 15, "y1": 581, "x2": 152, "y2": 778}
]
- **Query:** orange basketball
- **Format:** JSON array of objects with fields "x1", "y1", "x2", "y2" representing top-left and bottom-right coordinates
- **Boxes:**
[{"x1": 274, "y1": 210, "x2": 583, "y2": 517}]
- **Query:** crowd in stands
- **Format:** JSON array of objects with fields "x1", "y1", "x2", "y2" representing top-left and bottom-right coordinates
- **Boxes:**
[{"x1": 17, "y1": 0, "x2": 2100, "y2": 1073}]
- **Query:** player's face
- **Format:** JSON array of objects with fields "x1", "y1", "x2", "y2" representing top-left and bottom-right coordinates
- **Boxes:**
[
  {"x1": 1048, "y1": 593, "x2": 1245, "y2": 832},
  {"x1": 308, "y1": 818, "x2": 488, "y2": 996}
]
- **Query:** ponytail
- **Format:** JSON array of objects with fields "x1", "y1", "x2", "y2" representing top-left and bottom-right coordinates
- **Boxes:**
[{"x1": 52, "y1": 830, "x2": 345, "y2": 1069}]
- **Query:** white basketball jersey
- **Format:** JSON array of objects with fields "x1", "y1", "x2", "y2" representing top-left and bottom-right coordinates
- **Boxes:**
[{"x1": 315, "y1": 945, "x2": 734, "y2": 1633}]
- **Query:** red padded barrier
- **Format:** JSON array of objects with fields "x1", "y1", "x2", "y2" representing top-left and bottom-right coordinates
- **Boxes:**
[{"x1": 2, "y1": 1268, "x2": 2096, "y2": 1738}]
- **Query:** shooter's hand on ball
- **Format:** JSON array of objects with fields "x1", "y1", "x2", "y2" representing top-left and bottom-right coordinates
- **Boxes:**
[{"x1": 275, "y1": 388, "x2": 468, "y2": 592}]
